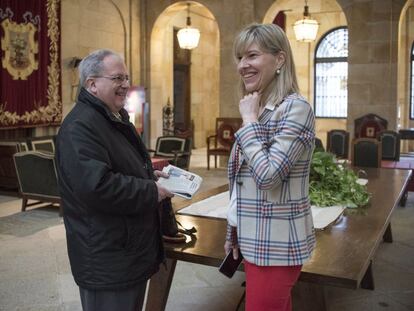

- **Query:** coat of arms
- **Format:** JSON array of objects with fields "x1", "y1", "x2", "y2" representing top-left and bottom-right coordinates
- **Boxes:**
[{"x1": 1, "y1": 18, "x2": 38, "y2": 80}]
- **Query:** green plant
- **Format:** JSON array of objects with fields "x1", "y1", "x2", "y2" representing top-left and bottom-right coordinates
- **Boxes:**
[{"x1": 309, "y1": 151, "x2": 370, "y2": 208}]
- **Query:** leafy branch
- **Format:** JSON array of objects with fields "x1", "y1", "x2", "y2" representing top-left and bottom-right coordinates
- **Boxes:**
[{"x1": 309, "y1": 151, "x2": 370, "y2": 208}]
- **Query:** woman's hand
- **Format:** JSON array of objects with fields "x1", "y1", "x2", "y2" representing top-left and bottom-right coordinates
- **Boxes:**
[
  {"x1": 224, "y1": 240, "x2": 240, "y2": 260},
  {"x1": 239, "y1": 92, "x2": 260, "y2": 124}
]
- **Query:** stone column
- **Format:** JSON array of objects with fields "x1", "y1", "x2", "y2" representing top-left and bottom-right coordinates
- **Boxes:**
[
  {"x1": 216, "y1": 0, "x2": 274, "y2": 117},
  {"x1": 338, "y1": 0, "x2": 406, "y2": 137}
]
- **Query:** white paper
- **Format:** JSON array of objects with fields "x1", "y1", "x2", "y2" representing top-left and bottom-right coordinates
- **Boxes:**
[
  {"x1": 310, "y1": 205, "x2": 345, "y2": 230},
  {"x1": 158, "y1": 165, "x2": 203, "y2": 199},
  {"x1": 356, "y1": 178, "x2": 368, "y2": 186},
  {"x1": 178, "y1": 190, "x2": 345, "y2": 229},
  {"x1": 178, "y1": 191, "x2": 229, "y2": 218}
]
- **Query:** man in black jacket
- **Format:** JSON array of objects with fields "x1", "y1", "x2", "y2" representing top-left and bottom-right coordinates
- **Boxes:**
[{"x1": 56, "y1": 49, "x2": 173, "y2": 311}]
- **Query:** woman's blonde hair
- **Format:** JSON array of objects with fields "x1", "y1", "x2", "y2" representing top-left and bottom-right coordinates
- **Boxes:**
[{"x1": 233, "y1": 23, "x2": 299, "y2": 106}]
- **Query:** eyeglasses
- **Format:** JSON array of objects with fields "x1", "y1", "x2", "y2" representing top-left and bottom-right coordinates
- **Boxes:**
[{"x1": 91, "y1": 75, "x2": 129, "y2": 85}]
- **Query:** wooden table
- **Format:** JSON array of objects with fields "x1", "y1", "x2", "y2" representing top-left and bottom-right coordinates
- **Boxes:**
[
  {"x1": 399, "y1": 128, "x2": 414, "y2": 140},
  {"x1": 146, "y1": 169, "x2": 411, "y2": 311},
  {"x1": 382, "y1": 159, "x2": 414, "y2": 198}
]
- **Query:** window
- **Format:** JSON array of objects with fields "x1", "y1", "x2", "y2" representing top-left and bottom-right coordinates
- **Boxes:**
[
  {"x1": 314, "y1": 27, "x2": 348, "y2": 118},
  {"x1": 411, "y1": 42, "x2": 414, "y2": 119}
]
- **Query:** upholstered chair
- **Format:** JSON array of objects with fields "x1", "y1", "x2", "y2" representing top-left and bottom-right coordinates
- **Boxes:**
[
  {"x1": 148, "y1": 136, "x2": 192, "y2": 170},
  {"x1": 206, "y1": 118, "x2": 243, "y2": 170},
  {"x1": 326, "y1": 129, "x2": 350, "y2": 159},
  {"x1": 351, "y1": 138, "x2": 382, "y2": 168},
  {"x1": 13, "y1": 151, "x2": 61, "y2": 215},
  {"x1": 377, "y1": 130, "x2": 400, "y2": 161}
]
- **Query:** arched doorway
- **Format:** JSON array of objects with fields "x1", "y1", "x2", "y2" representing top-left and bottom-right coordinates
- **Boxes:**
[
  {"x1": 150, "y1": 1, "x2": 220, "y2": 149},
  {"x1": 398, "y1": 0, "x2": 414, "y2": 152}
]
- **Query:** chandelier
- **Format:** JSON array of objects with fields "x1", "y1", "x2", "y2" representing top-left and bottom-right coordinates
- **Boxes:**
[
  {"x1": 293, "y1": 0, "x2": 319, "y2": 42},
  {"x1": 177, "y1": 3, "x2": 200, "y2": 50}
]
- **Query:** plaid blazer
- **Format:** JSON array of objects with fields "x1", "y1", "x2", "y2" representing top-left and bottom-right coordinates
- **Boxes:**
[{"x1": 226, "y1": 93, "x2": 316, "y2": 266}]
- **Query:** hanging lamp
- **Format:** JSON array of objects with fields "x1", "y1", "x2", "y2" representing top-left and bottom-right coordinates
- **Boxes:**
[
  {"x1": 293, "y1": 0, "x2": 319, "y2": 42},
  {"x1": 177, "y1": 3, "x2": 200, "y2": 50}
]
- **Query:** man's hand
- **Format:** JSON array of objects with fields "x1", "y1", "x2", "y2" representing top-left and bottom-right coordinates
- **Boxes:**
[
  {"x1": 156, "y1": 182, "x2": 174, "y2": 202},
  {"x1": 154, "y1": 170, "x2": 169, "y2": 181}
]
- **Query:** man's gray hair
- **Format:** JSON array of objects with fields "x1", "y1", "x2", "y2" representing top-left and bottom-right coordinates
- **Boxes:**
[{"x1": 78, "y1": 49, "x2": 122, "y2": 87}]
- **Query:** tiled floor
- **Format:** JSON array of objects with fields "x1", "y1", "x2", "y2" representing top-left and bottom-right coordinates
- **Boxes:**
[{"x1": 0, "y1": 148, "x2": 414, "y2": 310}]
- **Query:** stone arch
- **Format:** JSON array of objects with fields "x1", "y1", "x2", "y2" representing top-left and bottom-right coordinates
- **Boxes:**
[
  {"x1": 149, "y1": 1, "x2": 220, "y2": 149},
  {"x1": 397, "y1": 0, "x2": 414, "y2": 152},
  {"x1": 60, "y1": 0, "x2": 128, "y2": 118},
  {"x1": 107, "y1": 0, "x2": 128, "y2": 63}
]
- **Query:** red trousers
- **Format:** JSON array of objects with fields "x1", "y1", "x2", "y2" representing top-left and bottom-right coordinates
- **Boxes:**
[{"x1": 244, "y1": 260, "x2": 302, "y2": 311}]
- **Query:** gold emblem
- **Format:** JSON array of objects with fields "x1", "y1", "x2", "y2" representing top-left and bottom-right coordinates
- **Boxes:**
[{"x1": 1, "y1": 18, "x2": 39, "y2": 80}]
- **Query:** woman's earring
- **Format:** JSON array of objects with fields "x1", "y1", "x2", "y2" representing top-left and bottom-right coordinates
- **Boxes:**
[{"x1": 276, "y1": 68, "x2": 281, "y2": 75}]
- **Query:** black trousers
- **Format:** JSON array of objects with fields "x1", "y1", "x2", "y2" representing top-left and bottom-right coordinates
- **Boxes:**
[{"x1": 79, "y1": 281, "x2": 147, "y2": 311}]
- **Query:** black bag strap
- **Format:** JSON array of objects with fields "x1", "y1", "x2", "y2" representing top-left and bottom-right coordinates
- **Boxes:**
[{"x1": 176, "y1": 220, "x2": 197, "y2": 235}]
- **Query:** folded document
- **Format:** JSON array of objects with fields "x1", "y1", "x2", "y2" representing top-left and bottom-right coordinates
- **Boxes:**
[
  {"x1": 158, "y1": 165, "x2": 203, "y2": 199},
  {"x1": 178, "y1": 191, "x2": 345, "y2": 229}
]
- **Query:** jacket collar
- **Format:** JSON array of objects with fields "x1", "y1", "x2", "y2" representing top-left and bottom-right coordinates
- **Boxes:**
[
  {"x1": 77, "y1": 87, "x2": 129, "y2": 123},
  {"x1": 259, "y1": 92, "x2": 299, "y2": 125}
]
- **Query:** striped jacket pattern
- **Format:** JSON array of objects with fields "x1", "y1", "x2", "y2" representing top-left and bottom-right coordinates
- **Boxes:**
[{"x1": 226, "y1": 93, "x2": 316, "y2": 266}]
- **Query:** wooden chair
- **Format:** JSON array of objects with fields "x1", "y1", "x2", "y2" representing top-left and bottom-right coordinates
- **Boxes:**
[
  {"x1": 18, "y1": 141, "x2": 29, "y2": 152},
  {"x1": 206, "y1": 118, "x2": 243, "y2": 170},
  {"x1": 0, "y1": 141, "x2": 21, "y2": 190},
  {"x1": 354, "y1": 113, "x2": 388, "y2": 139},
  {"x1": 30, "y1": 138, "x2": 55, "y2": 153},
  {"x1": 314, "y1": 137, "x2": 325, "y2": 152},
  {"x1": 377, "y1": 130, "x2": 400, "y2": 161},
  {"x1": 351, "y1": 138, "x2": 382, "y2": 168},
  {"x1": 148, "y1": 136, "x2": 192, "y2": 170},
  {"x1": 326, "y1": 129, "x2": 349, "y2": 159},
  {"x1": 13, "y1": 151, "x2": 61, "y2": 215},
  {"x1": 352, "y1": 136, "x2": 394, "y2": 250}
]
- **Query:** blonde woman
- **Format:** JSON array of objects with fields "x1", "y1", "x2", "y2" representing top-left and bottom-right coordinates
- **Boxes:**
[{"x1": 224, "y1": 23, "x2": 315, "y2": 311}]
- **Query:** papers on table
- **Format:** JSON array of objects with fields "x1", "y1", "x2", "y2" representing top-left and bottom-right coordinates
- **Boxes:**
[
  {"x1": 311, "y1": 205, "x2": 345, "y2": 229},
  {"x1": 178, "y1": 191, "x2": 229, "y2": 218},
  {"x1": 178, "y1": 191, "x2": 346, "y2": 230},
  {"x1": 356, "y1": 178, "x2": 368, "y2": 186}
]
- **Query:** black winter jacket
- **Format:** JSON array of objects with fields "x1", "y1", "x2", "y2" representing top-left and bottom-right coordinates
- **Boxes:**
[{"x1": 56, "y1": 88, "x2": 163, "y2": 290}]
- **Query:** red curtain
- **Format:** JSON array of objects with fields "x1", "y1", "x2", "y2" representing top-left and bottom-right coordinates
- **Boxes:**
[
  {"x1": 0, "y1": 0, "x2": 61, "y2": 129},
  {"x1": 273, "y1": 11, "x2": 286, "y2": 31}
]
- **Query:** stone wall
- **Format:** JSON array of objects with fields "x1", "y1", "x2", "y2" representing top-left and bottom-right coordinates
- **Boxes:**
[
  {"x1": 339, "y1": 0, "x2": 406, "y2": 138},
  {"x1": 60, "y1": 0, "x2": 133, "y2": 117},
  {"x1": 56, "y1": 0, "x2": 413, "y2": 155}
]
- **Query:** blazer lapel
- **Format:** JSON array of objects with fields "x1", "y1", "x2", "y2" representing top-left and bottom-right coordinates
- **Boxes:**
[
  {"x1": 232, "y1": 99, "x2": 280, "y2": 176},
  {"x1": 259, "y1": 100, "x2": 278, "y2": 125}
]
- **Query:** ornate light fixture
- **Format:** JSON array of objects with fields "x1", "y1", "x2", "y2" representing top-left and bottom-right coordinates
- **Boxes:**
[
  {"x1": 293, "y1": 0, "x2": 319, "y2": 42},
  {"x1": 177, "y1": 3, "x2": 200, "y2": 50}
]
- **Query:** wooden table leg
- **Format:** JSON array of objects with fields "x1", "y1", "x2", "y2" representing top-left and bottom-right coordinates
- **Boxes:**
[
  {"x1": 383, "y1": 223, "x2": 393, "y2": 243},
  {"x1": 145, "y1": 258, "x2": 177, "y2": 311},
  {"x1": 292, "y1": 281, "x2": 327, "y2": 311},
  {"x1": 399, "y1": 189, "x2": 408, "y2": 207},
  {"x1": 360, "y1": 260, "x2": 375, "y2": 290}
]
